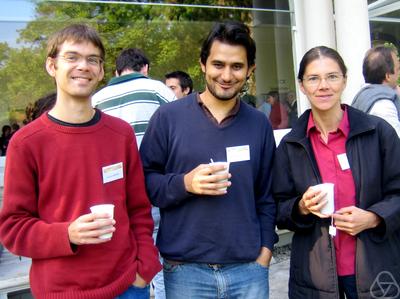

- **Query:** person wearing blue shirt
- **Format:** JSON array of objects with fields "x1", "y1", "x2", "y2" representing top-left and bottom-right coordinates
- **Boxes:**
[{"x1": 140, "y1": 20, "x2": 277, "y2": 299}]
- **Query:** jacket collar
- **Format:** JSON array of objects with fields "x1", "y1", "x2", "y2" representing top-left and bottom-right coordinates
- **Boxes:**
[
  {"x1": 107, "y1": 72, "x2": 147, "y2": 86},
  {"x1": 284, "y1": 104, "x2": 376, "y2": 144}
]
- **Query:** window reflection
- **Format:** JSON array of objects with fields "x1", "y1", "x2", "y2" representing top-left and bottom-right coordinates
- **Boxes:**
[{"x1": 0, "y1": 0, "x2": 297, "y2": 130}]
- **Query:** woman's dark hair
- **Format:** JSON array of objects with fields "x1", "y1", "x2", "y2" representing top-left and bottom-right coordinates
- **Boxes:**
[
  {"x1": 297, "y1": 46, "x2": 347, "y2": 81},
  {"x1": 200, "y1": 21, "x2": 256, "y2": 67}
]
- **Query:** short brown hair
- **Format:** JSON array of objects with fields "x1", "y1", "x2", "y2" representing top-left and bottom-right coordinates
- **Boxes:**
[
  {"x1": 47, "y1": 24, "x2": 105, "y2": 60},
  {"x1": 363, "y1": 46, "x2": 397, "y2": 84}
]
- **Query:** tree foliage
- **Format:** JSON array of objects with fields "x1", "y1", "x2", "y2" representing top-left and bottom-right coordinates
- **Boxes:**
[{"x1": 0, "y1": 0, "x2": 253, "y2": 123}]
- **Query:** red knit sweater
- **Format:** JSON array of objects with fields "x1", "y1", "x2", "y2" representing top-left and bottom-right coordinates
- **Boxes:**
[{"x1": 0, "y1": 112, "x2": 161, "y2": 299}]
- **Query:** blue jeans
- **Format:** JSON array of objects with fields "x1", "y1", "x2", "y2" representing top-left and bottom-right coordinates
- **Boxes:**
[
  {"x1": 115, "y1": 285, "x2": 150, "y2": 299},
  {"x1": 163, "y1": 260, "x2": 269, "y2": 299}
]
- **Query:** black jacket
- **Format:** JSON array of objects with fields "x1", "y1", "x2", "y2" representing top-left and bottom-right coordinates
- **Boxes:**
[{"x1": 273, "y1": 105, "x2": 400, "y2": 299}]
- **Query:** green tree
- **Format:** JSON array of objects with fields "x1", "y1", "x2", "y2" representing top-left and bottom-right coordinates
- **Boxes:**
[{"x1": 0, "y1": 0, "x2": 254, "y2": 123}]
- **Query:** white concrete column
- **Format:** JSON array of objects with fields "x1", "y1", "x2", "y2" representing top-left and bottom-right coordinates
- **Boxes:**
[
  {"x1": 291, "y1": 0, "x2": 336, "y2": 114},
  {"x1": 335, "y1": 0, "x2": 371, "y2": 104},
  {"x1": 302, "y1": 0, "x2": 336, "y2": 51}
]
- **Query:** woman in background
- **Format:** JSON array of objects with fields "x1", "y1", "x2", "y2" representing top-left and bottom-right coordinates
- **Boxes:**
[{"x1": 273, "y1": 46, "x2": 400, "y2": 299}]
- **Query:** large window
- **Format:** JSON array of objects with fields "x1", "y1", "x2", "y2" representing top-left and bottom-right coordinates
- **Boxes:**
[
  {"x1": 0, "y1": 0, "x2": 296, "y2": 144},
  {"x1": 368, "y1": 1, "x2": 400, "y2": 61}
]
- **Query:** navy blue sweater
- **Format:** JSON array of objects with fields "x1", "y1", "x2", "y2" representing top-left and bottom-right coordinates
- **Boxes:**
[{"x1": 140, "y1": 93, "x2": 278, "y2": 263}]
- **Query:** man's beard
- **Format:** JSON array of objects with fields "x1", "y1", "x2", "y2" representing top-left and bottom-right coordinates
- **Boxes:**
[{"x1": 206, "y1": 80, "x2": 244, "y2": 102}]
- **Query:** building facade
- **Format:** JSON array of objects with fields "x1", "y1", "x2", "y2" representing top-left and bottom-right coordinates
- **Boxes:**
[{"x1": 0, "y1": 0, "x2": 398, "y2": 132}]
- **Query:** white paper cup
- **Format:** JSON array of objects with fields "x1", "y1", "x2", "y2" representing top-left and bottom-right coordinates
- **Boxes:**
[
  {"x1": 210, "y1": 161, "x2": 230, "y2": 191},
  {"x1": 90, "y1": 204, "x2": 115, "y2": 239},
  {"x1": 311, "y1": 183, "x2": 334, "y2": 215}
]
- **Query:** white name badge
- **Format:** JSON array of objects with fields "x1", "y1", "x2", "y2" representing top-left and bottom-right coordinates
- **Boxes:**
[
  {"x1": 337, "y1": 153, "x2": 350, "y2": 170},
  {"x1": 226, "y1": 145, "x2": 250, "y2": 163},
  {"x1": 102, "y1": 162, "x2": 124, "y2": 184}
]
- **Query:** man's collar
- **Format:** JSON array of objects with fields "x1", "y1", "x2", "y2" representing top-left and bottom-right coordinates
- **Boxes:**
[{"x1": 108, "y1": 72, "x2": 147, "y2": 86}]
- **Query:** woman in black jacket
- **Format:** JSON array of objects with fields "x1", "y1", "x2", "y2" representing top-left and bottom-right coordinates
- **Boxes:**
[{"x1": 274, "y1": 46, "x2": 400, "y2": 299}]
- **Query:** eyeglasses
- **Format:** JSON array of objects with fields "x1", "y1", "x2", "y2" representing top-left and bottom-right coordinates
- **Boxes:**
[
  {"x1": 57, "y1": 53, "x2": 103, "y2": 67},
  {"x1": 302, "y1": 73, "x2": 344, "y2": 87}
]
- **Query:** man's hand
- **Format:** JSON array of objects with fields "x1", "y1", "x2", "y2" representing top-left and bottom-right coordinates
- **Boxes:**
[
  {"x1": 132, "y1": 273, "x2": 147, "y2": 288},
  {"x1": 68, "y1": 212, "x2": 115, "y2": 245},
  {"x1": 255, "y1": 247, "x2": 272, "y2": 267},
  {"x1": 298, "y1": 186, "x2": 330, "y2": 218},
  {"x1": 332, "y1": 206, "x2": 381, "y2": 236},
  {"x1": 184, "y1": 163, "x2": 231, "y2": 195}
]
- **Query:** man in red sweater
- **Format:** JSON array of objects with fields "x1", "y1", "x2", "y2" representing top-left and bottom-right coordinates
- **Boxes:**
[{"x1": 0, "y1": 24, "x2": 161, "y2": 299}]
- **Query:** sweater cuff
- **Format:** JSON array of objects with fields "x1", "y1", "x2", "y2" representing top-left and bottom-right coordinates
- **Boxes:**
[
  {"x1": 170, "y1": 173, "x2": 193, "y2": 204},
  {"x1": 136, "y1": 257, "x2": 162, "y2": 283},
  {"x1": 290, "y1": 198, "x2": 316, "y2": 229},
  {"x1": 52, "y1": 222, "x2": 78, "y2": 257},
  {"x1": 366, "y1": 208, "x2": 388, "y2": 242},
  {"x1": 261, "y1": 230, "x2": 278, "y2": 251}
]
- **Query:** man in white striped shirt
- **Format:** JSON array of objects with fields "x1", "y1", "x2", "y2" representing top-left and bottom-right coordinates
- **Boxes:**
[{"x1": 92, "y1": 48, "x2": 176, "y2": 147}]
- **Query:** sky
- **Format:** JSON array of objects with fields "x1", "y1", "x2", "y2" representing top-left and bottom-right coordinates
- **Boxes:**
[{"x1": 0, "y1": 0, "x2": 35, "y2": 47}]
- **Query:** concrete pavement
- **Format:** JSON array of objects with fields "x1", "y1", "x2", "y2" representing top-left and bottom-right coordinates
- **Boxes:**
[{"x1": 269, "y1": 258, "x2": 290, "y2": 299}]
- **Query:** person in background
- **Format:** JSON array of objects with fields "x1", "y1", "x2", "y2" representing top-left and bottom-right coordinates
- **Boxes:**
[
  {"x1": 0, "y1": 24, "x2": 161, "y2": 299},
  {"x1": 24, "y1": 92, "x2": 57, "y2": 124},
  {"x1": 257, "y1": 93, "x2": 271, "y2": 117},
  {"x1": 285, "y1": 91, "x2": 298, "y2": 127},
  {"x1": 93, "y1": 47, "x2": 175, "y2": 299},
  {"x1": 140, "y1": 20, "x2": 277, "y2": 299},
  {"x1": 273, "y1": 46, "x2": 400, "y2": 299},
  {"x1": 92, "y1": 48, "x2": 175, "y2": 147},
  {"x1": 267, "y1": 91, "x2": 288, "y2": 129},
  {"x1": 352, "y1": 45, "x2": 400, "y2": 137},
  {"x1": 165, "y1": 70, "x2": 193, "y2": 99},
  {"x1": 0, "y1": 125, "x2": 11, "y2": 156},
  {"x1": 10, "y1": 123, "x2": 20, "y2": 137}
]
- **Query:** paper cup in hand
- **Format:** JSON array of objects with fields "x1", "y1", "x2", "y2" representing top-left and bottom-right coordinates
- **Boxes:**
[
  {"x1": 90, "y1": 204, "x2": 115, "y2": 239},
  {"x1": 209, "y1": 161, "x2": 230, "y2": 191},
  {"x1": 311, "y1": 183, "x2": 334, "y2": 215}
]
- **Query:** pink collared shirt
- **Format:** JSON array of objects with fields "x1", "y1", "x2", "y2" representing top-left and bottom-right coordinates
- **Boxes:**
[{"x1": 307, "y1": 106, "x2": 356, "y2": 276}]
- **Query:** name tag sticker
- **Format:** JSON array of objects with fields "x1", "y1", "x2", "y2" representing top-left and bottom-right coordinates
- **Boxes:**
[
  {"x1": 226, "y1": 145, "x2": 250, "y2": 163},
  {"x1": 337, "y1": 153, "x2": 350, "y2": 170},
  {"x1": 102, "y1": 162, "x2": 124, "y2": 184}
]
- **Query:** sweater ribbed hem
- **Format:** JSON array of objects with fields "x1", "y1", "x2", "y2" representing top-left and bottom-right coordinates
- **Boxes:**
[{"x1": 32, "y1": 263, "x2": 138, "y2": 299}]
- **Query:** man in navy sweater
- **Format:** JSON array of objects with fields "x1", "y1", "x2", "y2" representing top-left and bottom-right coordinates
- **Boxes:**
[{"x1": 140, "y1": 21, "x2": 277, "y2": 298}]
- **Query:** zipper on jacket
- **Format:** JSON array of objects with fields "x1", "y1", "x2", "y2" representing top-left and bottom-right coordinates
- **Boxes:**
[
  {"x1": 328, "y1": 233, "x2": 341, "y2": 299},
  {"x1": 345, "y1": 139, "x2": 361, "y2": 298}
]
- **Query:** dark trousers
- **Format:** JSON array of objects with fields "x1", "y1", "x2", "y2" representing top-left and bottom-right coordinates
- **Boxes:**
[{"x1": 339, "y1": 275, "x2": 358, "y2": 299}]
